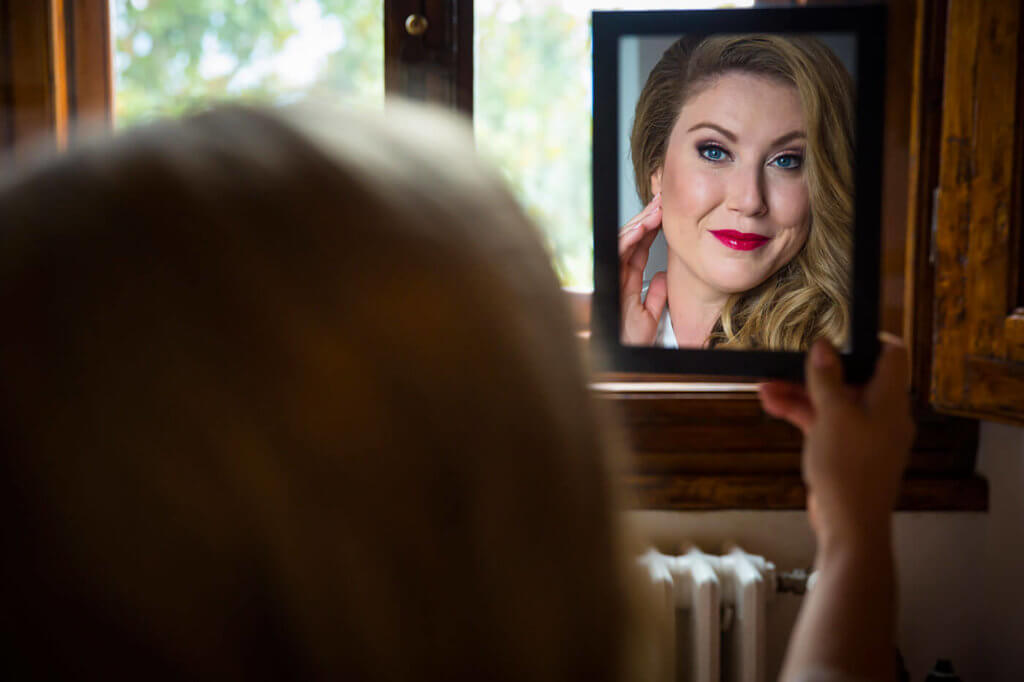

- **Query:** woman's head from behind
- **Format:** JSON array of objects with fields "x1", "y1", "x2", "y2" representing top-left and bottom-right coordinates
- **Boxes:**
[
  {"x1": 631, "y1": 34, "x2": 854, "y2": 349},
  {"x1": 0, "y1": 104, "x2": 629, "y2": 680}
]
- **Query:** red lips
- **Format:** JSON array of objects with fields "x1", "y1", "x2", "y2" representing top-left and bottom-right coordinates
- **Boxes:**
[{"x1": 709, "y1": 229, "x2": 771, "y2": 251}]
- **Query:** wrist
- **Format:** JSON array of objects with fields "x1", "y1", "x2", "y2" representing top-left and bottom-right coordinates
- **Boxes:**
[{"x1": 815, "y1": 520, "x2": 893, "y2": 568}]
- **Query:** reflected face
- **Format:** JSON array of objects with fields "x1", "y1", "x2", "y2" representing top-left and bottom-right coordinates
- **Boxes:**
[{"x1": 652, "y1": 72, "x2": 810, "y2": 299}]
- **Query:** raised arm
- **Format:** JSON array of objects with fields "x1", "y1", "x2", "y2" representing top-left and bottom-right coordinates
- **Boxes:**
[{"x1": 759, "y1": 337, "x2": 914, "y2": 682}]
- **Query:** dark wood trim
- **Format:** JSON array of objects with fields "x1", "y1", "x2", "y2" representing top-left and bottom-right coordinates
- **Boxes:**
[
  {"x1": 879, "y1": 0, "x2": 916, "y2": 336},
  {"x1": 0, "y1": 0, "x2": 110, "y2": 152},
  {"x1": 904, "y1": 0, "x2": 947, "y2": 408},
  {"x1": 0, "y1": 0, "x2": 14, "y2": 149},
  {"x1": 625, "y1": 474, "x2": 988, "y2": 511},
  {"x1": 64, "y1": 0, "x2": 112, "y2": 130},
  {"x1": 1013, "y1": 0, "x2": 1024, "y2": 323},
  {"x1": 454, "y1": 0, "x2": 472, "y2": 114},
  {"x1": 49, "y1": 0, "x2": 69, "y2": 148},
  {"x1": 384, "y1": 0, "x2": 472, "y2": 115},
  {"x1": 600, "y1": 392, "x2": 977, "y2": 477},
  {"x1": 0, "y1": 0, "x2": 60, "y2": 155}
]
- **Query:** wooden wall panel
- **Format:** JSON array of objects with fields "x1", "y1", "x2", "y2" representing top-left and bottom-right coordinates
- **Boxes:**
[{"x1": 932, "y1": 0, "x2": 1024, "y2": 425}]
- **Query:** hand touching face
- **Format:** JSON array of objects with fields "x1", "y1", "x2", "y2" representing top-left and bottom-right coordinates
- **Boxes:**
[{"x1": 652, "y1": 72, "x2": 811, "y2": 299}]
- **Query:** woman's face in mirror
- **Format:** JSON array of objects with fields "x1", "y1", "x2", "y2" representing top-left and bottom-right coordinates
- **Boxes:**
[{"x1": 652, "y1": 72, "x2": 810, "y2": 300}]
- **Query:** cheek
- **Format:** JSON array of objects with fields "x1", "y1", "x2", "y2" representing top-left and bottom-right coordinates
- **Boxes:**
[
  {"x1": 778, "y1": 225, "x2": 810, "y2": 265},
  {"x1": 767, "y1": 180, "x2": 811, "y2": 228},
  {"x1": 768, "y1": 181, "x2": 811, "y2": 255},
  {"x1": 663, "y1": 163, "x2": 722, "y2": 224}
]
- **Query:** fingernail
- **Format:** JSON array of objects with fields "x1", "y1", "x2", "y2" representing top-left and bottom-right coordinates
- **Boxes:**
[
  {"x1": 811, "y1": 340, "x2": 834, "y2": 368},
  {"x1": 878, "y1": 331, "x2": 905, "y2": 347}
]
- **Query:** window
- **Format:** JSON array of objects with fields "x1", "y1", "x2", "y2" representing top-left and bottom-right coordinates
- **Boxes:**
[
  {"x1": 473, "y1": 0, "x2": 753, "y2": 288},
  {"x1": 110, "y1": 0, "x2": 384, "y2": 128},
  {"x1": 0, "y1": 0, "x2": 998, "y2": 510}
]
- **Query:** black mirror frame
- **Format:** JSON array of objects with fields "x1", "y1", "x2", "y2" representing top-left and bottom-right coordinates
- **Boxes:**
[{"x1": 591, "y1": 5, "x2": 886, "y2": 383}]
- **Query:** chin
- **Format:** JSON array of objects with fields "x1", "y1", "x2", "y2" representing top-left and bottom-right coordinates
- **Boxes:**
[{"x1": 706, "y1": 271, "x2": 771, "y2": 296}]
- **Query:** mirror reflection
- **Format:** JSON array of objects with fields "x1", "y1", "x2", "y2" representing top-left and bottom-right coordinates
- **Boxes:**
[{"x1": 617, "y1": 33, "x2": 856, "y2": 351}]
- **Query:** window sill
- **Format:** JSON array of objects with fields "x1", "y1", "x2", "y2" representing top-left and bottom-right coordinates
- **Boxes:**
[
  {"x1": 624, "y1": 473, "x2": 988, "y2": 511},
  {"x1": 596, "y1": 390, "x2": 986, "y2": 511}
]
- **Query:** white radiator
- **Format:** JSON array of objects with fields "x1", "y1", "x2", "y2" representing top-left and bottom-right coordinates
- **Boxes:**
[{"x1": 639, "y1": 546, "x2": 812, "y2": 682}]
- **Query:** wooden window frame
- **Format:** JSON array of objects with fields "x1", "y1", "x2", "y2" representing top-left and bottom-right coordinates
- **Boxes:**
[
  {"x1": 385, "y1": 0, "x2": 472, "y2": 115},
  {"x1": 1, "y1": 0, "x2": 986, "y2": 511},
  {"x1": 0, "y1": 1, "x2": 111, "y2": 154},
  {"x1": 930, "y1": 0, "x2": 1024, "y2": 424}
]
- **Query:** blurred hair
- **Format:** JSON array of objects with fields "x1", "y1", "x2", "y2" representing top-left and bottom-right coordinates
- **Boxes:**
[
  {"x1": 0, "y1": 102, "x2": 642, "y2": 680},
  {"x1": 630, "y1": 34, "x2": 854, "y2": 350}
]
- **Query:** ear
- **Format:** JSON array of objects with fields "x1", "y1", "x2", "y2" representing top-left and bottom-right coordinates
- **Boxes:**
[{"x1": 650, "y1": 168, "x2": 663, "y2": 197}]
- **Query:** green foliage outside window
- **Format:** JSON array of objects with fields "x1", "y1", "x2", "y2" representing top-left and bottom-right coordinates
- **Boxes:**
[
  {"x1": 112, "y1": 0, "x2": 383, "y2": 127},
  {"x1": 112, "y1": 0, "x2": 745, "y2": 290},
  {"x1": 474, "y1": 1, "x2": 593, "y2": 288}
]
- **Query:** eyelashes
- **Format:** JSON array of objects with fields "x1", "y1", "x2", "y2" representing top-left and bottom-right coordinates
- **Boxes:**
[
  {"x1": 697, "y1": 142, "x2": 729, "y2": 163},
  {"x1": 770, "y1": 153, "x2": 803, "y2": 170},
  {"x1": 696, "y1": 142, "x2": 804, "y2": 171}
]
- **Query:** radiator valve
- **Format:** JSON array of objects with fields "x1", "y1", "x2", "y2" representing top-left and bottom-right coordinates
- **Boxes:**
[{"x1": 775, "y1": 568, "x2": 814, "y2": 595}]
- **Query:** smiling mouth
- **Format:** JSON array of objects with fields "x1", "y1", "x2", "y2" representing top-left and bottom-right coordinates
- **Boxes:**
[{"x1": 709, "y1": 230, "x2": 772, "y2": 251}]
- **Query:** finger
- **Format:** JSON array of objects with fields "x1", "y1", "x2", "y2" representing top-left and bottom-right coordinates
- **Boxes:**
[
  {"x1": 637, "y1": 200, "x2": 662, "y2": 230},
  {"x1": 864, "y1": 334, "x2": 910, "y2": 415},
  {"x1": 758, "y1": 383, "x2": 814, "y2": 434},
  {"x1": 806, "y1": 492, "x2": 821, "y2": 536},
  {"x1": 644, "y1": 271, "x2": 668, "y2": 320},
  {"x1": 627, "y1": 229, "x2": 659, "y2": 273},
  {"x1": 622, "y1": 256, "x2": 645, "y2": 299},
  {"x1": 619, "y1": 209, "x2": 662, "y2": 261},
  {"x1": 805, "y1": 338, "x2": 845, "y2": 411},
  {"x1": 617, "y1": 193, "x2": 662, "y2": 239},
  {"x1": 620, "y1": 256, "x2": 638, "y2": 292},
  {"x1": 619, "y1": 222, "x2": 648, "y2": 258},
  {"x1": 759, "y1": 381, "x2": 811, "y2": 409}
]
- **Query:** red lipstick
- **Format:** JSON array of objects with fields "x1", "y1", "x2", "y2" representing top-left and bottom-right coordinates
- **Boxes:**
[{"x1": 709, "y1": 229, "x2": 771, "y2": 251}]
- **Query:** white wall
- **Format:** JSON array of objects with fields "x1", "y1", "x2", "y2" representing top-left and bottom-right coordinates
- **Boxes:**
[{"x1": 628, "y1": 421, "x2": 1024, "y2": 681}]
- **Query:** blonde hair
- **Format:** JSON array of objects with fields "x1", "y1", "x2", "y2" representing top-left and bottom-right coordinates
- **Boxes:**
[
  {"x1": 0, "y1": 103, "x2": 641, "y2": 680},
  {"x1": 630, "y1": 35, "x2": 854, "y2": 350}
]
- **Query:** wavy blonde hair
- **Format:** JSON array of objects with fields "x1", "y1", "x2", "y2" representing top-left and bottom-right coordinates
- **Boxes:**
[{"x1": 630, "y1": 35, "x2": 854, "y2": 350}]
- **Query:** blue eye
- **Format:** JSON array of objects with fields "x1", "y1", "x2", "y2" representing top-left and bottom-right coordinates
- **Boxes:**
[
  {"x1": 699, "y1": 144, "x2": 728, "y2": 162},
  {"x1": 771, "y1": 154, "x2": 802, "y2": 170}
]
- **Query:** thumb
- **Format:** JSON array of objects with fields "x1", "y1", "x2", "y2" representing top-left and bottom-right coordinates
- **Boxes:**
[
  {"x1": 805, "y1": 339, "x2": 845, "y2": 411},
  {"x1": 644, "y1": 271, "x2": 668, "y2": 321},
  {"x1": 864, "y1": 334, "x2": 910, "y2": 415}
]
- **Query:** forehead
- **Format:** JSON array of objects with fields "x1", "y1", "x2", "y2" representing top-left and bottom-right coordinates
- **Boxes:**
[{"x1": 675, "y1": 72, "x2": 804, "y2": 140}]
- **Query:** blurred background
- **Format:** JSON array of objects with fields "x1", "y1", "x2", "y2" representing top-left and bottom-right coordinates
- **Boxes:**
[{"x1": 111, "y1": 0, "x2": 752, "y2": 289}]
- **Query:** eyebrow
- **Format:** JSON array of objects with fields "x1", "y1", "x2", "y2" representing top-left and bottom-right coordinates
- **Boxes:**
[{"x1": 686, "y1": 122, "x2": 806, "y2": 148}]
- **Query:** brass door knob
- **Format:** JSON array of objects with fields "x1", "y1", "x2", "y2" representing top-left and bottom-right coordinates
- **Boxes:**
[{"x1": 405, "y1": 14, "x2": 428, "y2": 36}]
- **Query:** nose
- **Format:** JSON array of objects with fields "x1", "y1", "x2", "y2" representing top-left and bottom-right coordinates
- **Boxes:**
[{"x1": 725, "y1": 164, "x2": 768, "y2": 217}]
